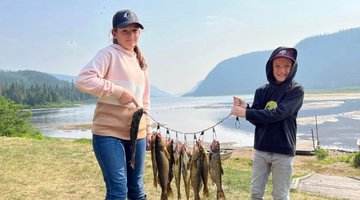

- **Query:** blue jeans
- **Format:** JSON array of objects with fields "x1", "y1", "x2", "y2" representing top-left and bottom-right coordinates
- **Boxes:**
[
  {"x1": 250, "y1": 150, "x2": 293, "y2": 200},
  {"x1": 93, "y1": 134, "x2": 147, "y2": 200}
]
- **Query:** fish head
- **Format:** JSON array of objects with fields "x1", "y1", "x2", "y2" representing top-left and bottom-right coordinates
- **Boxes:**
[
  {"x1": 175, "y1": 142, "x2": 182, "y2": 152},
  {"x1": 181, "y1": 143, "x2": 191, "y2": 156},
  {"x1": 210, "y1": 140, "x2": 220, "y2": 152}
]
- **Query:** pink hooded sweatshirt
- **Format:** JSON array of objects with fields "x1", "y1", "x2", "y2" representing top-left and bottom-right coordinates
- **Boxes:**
[{"x1": 75, "y1": 44, "x2": 151, "y2": 140}]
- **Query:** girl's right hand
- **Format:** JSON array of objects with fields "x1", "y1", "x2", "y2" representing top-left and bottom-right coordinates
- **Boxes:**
[{"x1": 119, "y1": 89, "x2": 139, "y2": 107}]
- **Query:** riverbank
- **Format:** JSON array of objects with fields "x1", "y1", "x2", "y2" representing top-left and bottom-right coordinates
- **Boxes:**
[
  {"x1": 1, "y1": 136, "x2": 359, "y2": 199},
  {"x1": 304, "y1": 92, "x2": 360, "y2": 100}
]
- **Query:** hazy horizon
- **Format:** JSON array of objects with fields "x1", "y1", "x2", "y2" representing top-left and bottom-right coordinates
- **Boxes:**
[{"x1": 1, "y1": 0, "x2": 360, "y2": 95}]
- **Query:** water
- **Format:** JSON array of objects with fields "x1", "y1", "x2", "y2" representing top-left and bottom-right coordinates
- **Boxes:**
[{"x1": 30, "y1": 95, "x2": 360, "y2": 151}]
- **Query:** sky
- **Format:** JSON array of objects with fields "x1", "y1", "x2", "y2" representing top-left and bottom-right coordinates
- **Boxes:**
[{"x1": 1, "y1": 0, "x2": 360, "y2": 95}]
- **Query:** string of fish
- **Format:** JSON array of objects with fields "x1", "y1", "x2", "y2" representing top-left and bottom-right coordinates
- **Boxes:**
[
  {"x1": 144, "y1": 111, "x2": 241, "y2": 142},
  {"x1": 145, "y1": 110, "x2": 235, "y2": 200}
]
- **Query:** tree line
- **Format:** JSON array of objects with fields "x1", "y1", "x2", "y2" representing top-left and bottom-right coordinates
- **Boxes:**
[
  {"x1": 0, "y1": 70, "x2": 95, "y2": 107},
  {"x1": 0, "y1": 81, "x2": 95, "y2": 106}
]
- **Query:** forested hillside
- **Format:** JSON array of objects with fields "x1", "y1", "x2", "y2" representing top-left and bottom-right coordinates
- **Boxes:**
[
  {"x1": 184, "y1": 27, "x2": 360, "y2": 96},
  {"x1": 0, "y1": 70, "x2": 95, "y2": 106}
]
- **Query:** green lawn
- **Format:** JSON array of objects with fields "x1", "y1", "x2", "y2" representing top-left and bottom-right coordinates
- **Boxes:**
[{"x1": 0, "y1": 137, "x2": 350, "y2": 200}]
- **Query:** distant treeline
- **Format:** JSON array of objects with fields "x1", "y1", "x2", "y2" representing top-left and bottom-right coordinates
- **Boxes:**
[{"x1": 0, "y1": 70, "x2": 95, "y2": 106}]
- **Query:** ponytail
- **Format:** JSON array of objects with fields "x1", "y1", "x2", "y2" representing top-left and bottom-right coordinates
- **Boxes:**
[{"x1": 134, "y1": 45, "x2": 147, "y2": 70}]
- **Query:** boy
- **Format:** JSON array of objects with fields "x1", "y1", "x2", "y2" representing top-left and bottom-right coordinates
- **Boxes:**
[{"x1": 230, "y1": 47, "x2": 304, "y2": 200}]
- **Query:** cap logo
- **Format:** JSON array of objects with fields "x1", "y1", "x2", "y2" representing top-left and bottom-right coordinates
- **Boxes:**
[
  {"x1": 278, "y1": 50, "x2": 287, "y2": 56},
  {"x1": 123, "y1": 11, "x2": 130, "y2": 19}
]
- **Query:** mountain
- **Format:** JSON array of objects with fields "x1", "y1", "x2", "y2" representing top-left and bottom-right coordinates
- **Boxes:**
[
  {"x1": 184, "y1": 27, "x2": 360, "y2": 96},
  {"x1": 184, "y1": 51, "x2": 270, "y2": 96},
  {"x1": 150, "y1": 85, "x2": 172, "y2": 97},
  {"x1": 49, "y1": 73, "x2": 75, "y2": 82},
  {"x1": 50, "y1": 73, "x2": 171, "y2": 97},
  {"x1": 1, "y1": 70, "x2": 70, "y2": 86},
  {"x1": 0, "y1": 70, "x2": 95, "y2": 106}
]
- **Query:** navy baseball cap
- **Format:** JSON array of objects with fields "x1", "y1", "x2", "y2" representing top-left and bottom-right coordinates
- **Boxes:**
[
  {"x1": 112, "y1": 9, "x2": 144, "y2": 29},
  {"x1": 272, "y1": 48, "x2": 297, "y2": 62}
]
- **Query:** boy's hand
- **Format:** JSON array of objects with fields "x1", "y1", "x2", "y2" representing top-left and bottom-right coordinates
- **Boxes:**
[
  {"x1": 230, "y1": 106, "x2": 246, "y2": 118},
  {"x1": 233, "y1": 96, "x2": 247, "y2": 108}
]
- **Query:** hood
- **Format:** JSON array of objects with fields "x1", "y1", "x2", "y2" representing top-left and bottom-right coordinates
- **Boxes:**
[{"x1": 266, "y1": 47, "x2": 298, "y2": 85}]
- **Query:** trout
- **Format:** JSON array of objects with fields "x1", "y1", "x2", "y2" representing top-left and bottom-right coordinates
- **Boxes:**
[
  {"x1": 190, "y1": 141, "x2": 202, "y2": 200},
  {"x1": 198, "y1": 140, "x2": 210, "y2": 198},
  {"x1": 190, "y1": 140, "x2": 210, "y2": 199},
  {"x1": 150, "y1": 133, "x2": 158, "y2": 187},
  {"x1": 154, "y1": 133, "x2": 171, "y2": 200},
  {"x1": 181, "y1": 143, "x2": 191, "y2": 200},
  {"x1": 173, "y1": 142, "x2": 182, "y2": 200},
  {"x1": 129, "y1": 108, "x2": 144, "y2": 169},
  {"x1": 166, "y1": 138, "x2": 174, "y2": 198},
  {"x1": 209, "y1": 140, "x2": 226, "y2": 200}
]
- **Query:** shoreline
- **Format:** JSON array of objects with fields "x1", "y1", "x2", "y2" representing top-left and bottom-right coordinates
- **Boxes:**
[
  {"x1": 56, "y1": 92, "x2": 360, "y2": 131},
  {"x1": 37, "y1": 92, "x2": 360, "y2": 151},
  {"x1": 304, "y1": 92, "x2": 360, "y2": 100}
]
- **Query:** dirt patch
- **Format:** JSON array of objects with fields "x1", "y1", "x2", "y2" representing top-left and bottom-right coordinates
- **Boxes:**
[
  {"x1": 56, "y1": 124, "x2": 92, "y2": 130},
  {"x1": 231, "y1": 147, "x2": 254, "y2": 159}
]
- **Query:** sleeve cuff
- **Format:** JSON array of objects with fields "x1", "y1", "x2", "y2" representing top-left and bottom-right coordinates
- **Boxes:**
[{"x1": 112, "y1": 86, "x2": 124, "y2": 99}]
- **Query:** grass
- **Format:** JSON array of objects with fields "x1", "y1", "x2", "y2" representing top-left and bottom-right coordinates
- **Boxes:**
[{"x1": 1, "y1": 137, "x2": 358, "y2": 200}]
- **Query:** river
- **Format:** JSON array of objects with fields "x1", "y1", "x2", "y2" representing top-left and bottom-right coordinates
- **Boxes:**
[{"x1": 30, "y1": 95, "x2": 360, "y2": 151}]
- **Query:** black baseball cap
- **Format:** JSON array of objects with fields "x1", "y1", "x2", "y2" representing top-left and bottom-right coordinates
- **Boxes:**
[
  {"x1": 112, "y1": 9, "x2": 144, "y2": 29},
  {"x1": 272, "y1": 48, "x2": 297, "y2": 62}
]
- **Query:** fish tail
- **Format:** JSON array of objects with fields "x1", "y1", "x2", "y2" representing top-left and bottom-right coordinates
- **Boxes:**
[
  {"x1": 203, "y1": 187, "x2": 210, "y2": 197},
  {"x1": 184, "y1": 181, "x2": 190, "y2": 199},
  {"x1": 217, "y1": 189, "x2": 226, "y2": 200},
  {"x1": 160, "y1": 192, "x2": 168, "y2": 200},
  {"x1": 167, "y1": 186, "x2": 174, "y2": 198},
  {"x1": 177, "y1": 190, "x2": 181, "y2": 200},
  {"x1": 153, "y1": 179, "x2": 157, "y2": 188}
]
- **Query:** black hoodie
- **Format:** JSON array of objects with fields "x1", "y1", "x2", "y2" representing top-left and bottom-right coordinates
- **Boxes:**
[{"x1": 245, "y1": 47, "x2": 304, "y2": 156}]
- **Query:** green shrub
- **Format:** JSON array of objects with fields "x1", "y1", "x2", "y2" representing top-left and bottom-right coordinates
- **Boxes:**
[
  {"x1": 0, "y1": 96, "x2": 43, "y2": 138},
  {"x1": 315, "y1": 148, "x2": 329, "y2": 160},
  {"x1": 353, "y1": 152, "x2": 360, "y2": 168}
]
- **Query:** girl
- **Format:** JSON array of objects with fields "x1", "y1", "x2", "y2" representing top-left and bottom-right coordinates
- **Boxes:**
[{"x1": 75, "y1": 9, "x2": 151, "y2": 200}]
